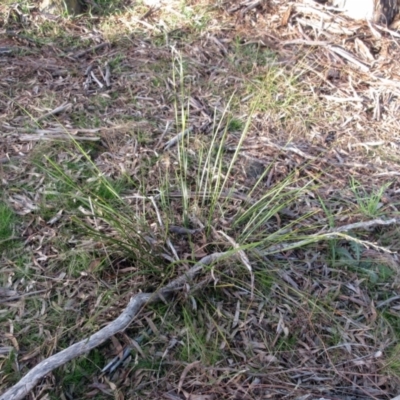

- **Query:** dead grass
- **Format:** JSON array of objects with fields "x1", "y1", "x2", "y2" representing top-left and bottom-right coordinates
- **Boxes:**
[{"x1": 1, "y1": 0, "x2": 400, "y2": 399}]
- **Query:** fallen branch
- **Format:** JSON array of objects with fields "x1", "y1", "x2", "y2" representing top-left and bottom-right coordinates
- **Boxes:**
[
  {"x1": 0, "y1": 252, "x2": 227, "y2": 400},
  {"x1": 261, "y1": 217, "x2": 399, "y2": 255}
]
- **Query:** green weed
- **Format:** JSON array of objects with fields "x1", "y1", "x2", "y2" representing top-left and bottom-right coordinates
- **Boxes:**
[
  {"x1": 0, "y1": 202, "x2": 16, "y2": 246},
  {"x1": 350, "y1": 178, "x2": 391, "y2": 218}
]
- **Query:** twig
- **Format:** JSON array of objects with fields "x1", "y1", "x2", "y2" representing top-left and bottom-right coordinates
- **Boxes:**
[
  {"x1": 104, "y1": 62, "x2": 111, "y2": 88},
  {"x1": 18, "y1": 134, "x2": 100, "y2": 142},
  {"x1": 329, "y1": 217, "x2": 400, "y2": 233},
  {"x1": 328, "y1": 45, "x2": 370, "y2": 72},
  {"x1": 0, "y1": 347, "x2": 14, "y2": 355},
  {"x1": 155, "y1": 120, "x2": 172, "y2": 149},
  {"x1": 169, "y1": 226, "x2": 201, "y2": 236},
  {"x1": 241, "y1": 0, "x2": 263, "y2": 15},
  {"x1": 101, "y1": 329, "x2": 152, "y2": 375},
  {"x1": 36, "y1": 102, "x2": 72, "y2": 122},
  {"x1": 0, "y1": 289, "x2": 48, "y2": 304},
  {"x1": 260, "y1": 218, "x2": 399, "y2": 256},
  {"x1": 149, "y1": 195, "x2": 180, "y2": 261},
  {"x1": 0, "y1": 155, "x2": 23, "y2": 164},
  {"x1": 377, "y1": 295, "x2": 400, "y2": 309},
  {"x1": 282, "y1": 39, "x2": 371, "y2": 72},
  {"x1": 72, "y1": 42, "x2": 108, "y2": 59},
  {"x1": 90, "y1": 71, "x2": 104, "y2": 89},
  {"x1": 0, "y1": 252, "x2": 227, "y2": 400},
  {"x1": 217, "y1": 230, "x2": 254, "y2": 299},
  {"x1": 0, "y1": 47, "x2": 14, "y2": 55},
  {"x1": 163, "y1": 127, "x2": 193, "y2": 150}
]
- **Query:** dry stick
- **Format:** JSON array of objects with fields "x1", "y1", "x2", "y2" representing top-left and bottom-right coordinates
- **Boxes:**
[
  {"x1": 18, "y1": 134, "x2": 100, "y2": 142},
  {"x1": 282, "y1": 39, "x2": 371, "y2": 72},
  {"x1": 328, "y1": 45, "x2": 371, "y2": 72},
  {"x1": 91, "y1": 71, "x2": 104, "y2": 89},
  {"x1": 0, "y1": 252, "x2": 227, "y2": 400},
  {"x1": 0, "y1": 289, "x2": 47, "y2": 304},
  {"x1": 0, "y1": 156, "x2": 22, "y2": 164},
  {"x1": 329, "y1": 218, "x2": 400, "y2": 233},
  {"x1": 104, "y1": 62, "x2": 111, "y2": 88},
  {"x1": 163, "y1": 127, "x2": 192, "y2": 150},
  {"x1": 261, "y1": 217, "x2": 400, "y2": 255},
  {"x1": 0, "y1": 47, "x2": 14, "y2": 55},
  {"x1": 36, "y1": 102, "x2": 72, "y2": 122},
  {"x1": 73, "y1": 42, "x2": 109, "y2": 59}
]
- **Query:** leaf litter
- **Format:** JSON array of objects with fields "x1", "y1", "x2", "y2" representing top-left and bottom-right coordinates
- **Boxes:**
[{"x1": 1, "y1": 0, "x2": 400, "y2": 399}]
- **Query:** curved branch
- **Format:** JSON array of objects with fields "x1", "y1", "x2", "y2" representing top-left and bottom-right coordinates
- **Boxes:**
[{"x1": 0, "y1": 252, "x2": 227, "y2": 400}]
